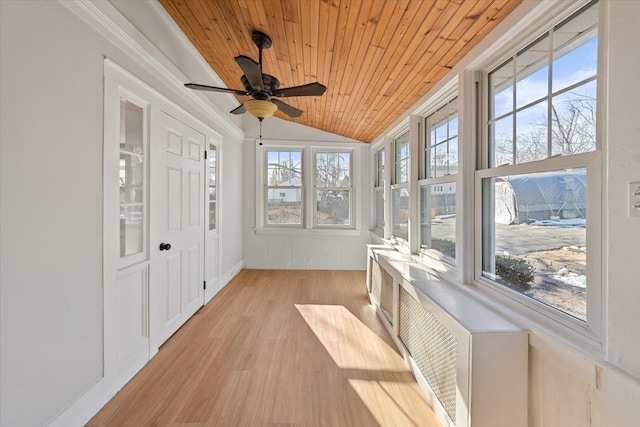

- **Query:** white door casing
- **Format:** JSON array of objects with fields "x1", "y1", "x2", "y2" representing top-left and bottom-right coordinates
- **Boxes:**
[
  {"x1": 205, "y1": 141, "x2": 222, "y2": 303},
  {"x1": 103, "y1": 78, "x2": 151, "y2": 399},
  {"x1": 149, "y1": 110, "x2": 205, "y2": 351}
]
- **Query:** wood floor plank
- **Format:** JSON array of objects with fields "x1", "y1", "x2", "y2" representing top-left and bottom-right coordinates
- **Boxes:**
[{"x1": 88, "y1": 269, "x2": 441, "y2": 426}]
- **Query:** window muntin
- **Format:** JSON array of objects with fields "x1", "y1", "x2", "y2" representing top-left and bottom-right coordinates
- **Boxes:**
[
  {"x1": 488, "y1": 1, "x2": 598, "y2": 167},
  {"x1": 425, "y1": 98, "x2": 458, "y2": 178},
  {"x1": 376, "y1": 148, "x2": 385, "y2": 187},
  {"x1": 420, "y1": 97, "x2": 458, "y2": 264},
  {"x1": 207, "y1": 144, "x2": 217, "y2": 231},
  {"x1": 119, "y1": 99, "x2": 146, "y2": 259},
  {"x1": 394, "y1": 131, "x2": 410, "y2": 184},
  {"x1": 315, "y1": 151, "x2": 352, "y2": 226},
  {"x1": 266, "y1": 149, "x2": 303, "y2": 226},
  {"x1": 482, "y1": 1, "x2": 599, "y2": 324}
]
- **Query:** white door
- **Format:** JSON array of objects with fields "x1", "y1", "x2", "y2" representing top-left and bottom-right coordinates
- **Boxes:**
[{"x1": 150, "y1": 110, "x2": 205, "y2": 350}]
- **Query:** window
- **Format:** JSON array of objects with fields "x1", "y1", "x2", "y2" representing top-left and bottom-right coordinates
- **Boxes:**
[
  {"x1": 119, "y1": 99, "x2": 146, "y2": 263},
  {"x1": 207, "y1": 144, "x2": 217, "y2": 231},
  {"x1": 265, "y1": 149, "x2": 303, "y2": 226},
  {"x1": 392, "y1": 131, "x2": 410, "y2": 241},
  {"x1": 420, "y1": 97, "x2": 458, "y2": 264},
  {"x1": 374, "y1": 147, "x2": 385, "y2": 233},
  {"x1": 315, "y1": 151, "x2": 353, "y2": 227},
  {"x1": 480, "y1": 1, "x2": 599, "y2": 323}
]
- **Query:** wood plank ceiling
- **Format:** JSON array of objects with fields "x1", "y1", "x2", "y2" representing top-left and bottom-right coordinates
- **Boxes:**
[{"x1": 159, "y1": 0, "x2": 522, "y2": 143}]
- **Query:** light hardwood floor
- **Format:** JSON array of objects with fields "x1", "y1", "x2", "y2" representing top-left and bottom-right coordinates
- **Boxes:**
[{"x1": 88, "y1": 269, "x2": 440, "y2": 426}]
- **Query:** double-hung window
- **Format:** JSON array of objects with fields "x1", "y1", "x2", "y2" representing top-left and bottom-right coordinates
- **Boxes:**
[
  {"x1": 391, "y1": 131, "x2": 410, "y2": 242},
  {"x1": 374, "y1": 147, "x2": 385, "y2": 234},
  {"x1": 479, "y1": 0, "x2": 600, "y2": 329},
  {"x1": 314, "y1": 151, "x2": 353, "y2": 227},
  {"x1": 420, "y1": 97, "x2": 458, "y2": 264},
  {"x1": 265, "y1": 149, "x2": 304, "y2": 226},
  {"x1": 207, "y1": 144, "x2": 217, "y2": 231}
]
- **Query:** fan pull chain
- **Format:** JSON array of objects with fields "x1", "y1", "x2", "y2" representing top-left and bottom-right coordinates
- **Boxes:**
[{"x1": 258, "y1": 118, "x2": 263, "y2": 146}]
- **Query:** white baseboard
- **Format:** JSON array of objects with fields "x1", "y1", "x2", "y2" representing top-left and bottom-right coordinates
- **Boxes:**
[
  {"x1": 47, "y1": 379, "x2": 105, "y2": 427},
  {"x1": 220, "y1": 259, "x2": 243, "y2": 290}
]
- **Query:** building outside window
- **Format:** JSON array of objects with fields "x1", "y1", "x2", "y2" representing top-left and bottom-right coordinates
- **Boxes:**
[
  {"x1": 480, "y1": 0, "x2": 600, "y2": 324},
  {"x1": 265, "y1": 149, "x2": 304, "y2": 226},
  {"x1": 420, "y1": 97, "x2": 458, "y2": 264}
]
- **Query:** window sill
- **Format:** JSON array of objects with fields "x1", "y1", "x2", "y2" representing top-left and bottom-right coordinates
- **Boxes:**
[
  {"x1": 254, "y1": 227, "x2": 366, "y2": 237},
  {"x1": 375, "y1": 244, "x2": 606, "y2": 385}
]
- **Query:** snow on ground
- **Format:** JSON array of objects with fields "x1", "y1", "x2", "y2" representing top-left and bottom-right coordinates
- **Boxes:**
[
  {"x1": 531, "y1": 218, "x2": 586, "y2": 228},
  {"x1": 551, "y1": 270, "x2": 587, "y2": 288}
]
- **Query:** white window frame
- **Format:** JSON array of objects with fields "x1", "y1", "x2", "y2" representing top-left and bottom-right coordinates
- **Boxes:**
[
  {"x1": 206, "y1": 142, "x2": 218, "y2": 233},
  {"x1": 117, "y1": 91, "x2": 149, "y2": 270},
  {"x1": 373, "y1": 145, "x2": 386, "y2": 236},
  {"x1": 313, "y1": 149, "x2": 355, "y2": 229},
  {"x1": 418, "y1": 91, "x2": 459, "y2": 266},
  {"x1": 390, "y1": 130, "x2": 411, "y2": 244},
  {"x1": 473, "y1": 0, "x2": 604, "y2": 346},
  {"x1": 263, "y1": 147, "x2": 305, "y2": 229}
]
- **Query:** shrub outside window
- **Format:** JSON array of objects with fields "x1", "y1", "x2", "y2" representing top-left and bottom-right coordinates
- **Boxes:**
[{"x1": 480, "y1": 1, "x2": 599, "y2": 325}]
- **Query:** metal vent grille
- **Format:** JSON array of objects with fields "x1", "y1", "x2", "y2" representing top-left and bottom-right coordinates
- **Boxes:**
[{"x1": 399, "y1": 286, "x2": 458, "y2": 424}]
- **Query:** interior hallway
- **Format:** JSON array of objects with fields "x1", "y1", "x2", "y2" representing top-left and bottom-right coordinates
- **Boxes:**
[{"x1": 88, "y1": 270, "x2": 439, "y2": 426}]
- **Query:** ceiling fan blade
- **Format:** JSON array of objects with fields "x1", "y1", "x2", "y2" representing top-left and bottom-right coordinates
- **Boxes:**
[
  {"x1": 184, "y1": 83, "x2": 246, "y2": 96},
  {"x1": 273, "y1": 99, "x2": 302, "y2": 118},
  {"x1": 272, "y1": 82, "x2": 327, "y2": 97},
  {"x1": 235, "y1": 55, "x2": 263, "y2": 91},
  {"x1": 230, "y1": 104, "x2": 246, "y2": 115}
]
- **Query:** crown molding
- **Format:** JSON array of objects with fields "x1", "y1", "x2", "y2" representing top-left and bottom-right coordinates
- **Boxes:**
[{"x1": 58, "y1": 0, "x2": 244, "y2": 140}]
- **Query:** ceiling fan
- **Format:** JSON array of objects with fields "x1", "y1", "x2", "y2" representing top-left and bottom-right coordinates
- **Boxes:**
[{"x1": 185, "y1": 30, "x2": 327, "y2": 121}]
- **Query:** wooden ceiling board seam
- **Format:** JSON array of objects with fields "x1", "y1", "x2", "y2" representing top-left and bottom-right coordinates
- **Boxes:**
[
  {"x1": 335, "y1": 0, "x2": 402, "y2": 138},
  {"x1": 333, "y1": 2, "x2": 386, "y2": 138},
  {"x1": 355, "y1": 0, "x2": 505, "y2": 141},
  {"x1": 347, "y1": 0, "x2": 441, "y2": 140},
  {"x1": 375, "y1": 0, "x2": 470, "y2": 100},
  {"x1": 331, "y1": 0, "x2": 375, "y2": 133},
  {"x1": 321, "y1": 0, "x2": 352, "y2": 132},
  {"x1": 318, "y1": 0, "x2": 341, "y2": 132},
  {"x1": 347, "y1": 0, "x2": 434, "y2": 131}
]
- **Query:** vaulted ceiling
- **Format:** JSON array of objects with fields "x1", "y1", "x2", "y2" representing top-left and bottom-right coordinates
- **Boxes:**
[{"x1": 159, "y1": 0, "x2": 522, "y2": 142}]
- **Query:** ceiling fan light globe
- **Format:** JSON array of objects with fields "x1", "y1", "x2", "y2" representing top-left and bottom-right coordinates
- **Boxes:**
[{"x1": 245, "y1": 99, "x2": 277, "y2": 120}]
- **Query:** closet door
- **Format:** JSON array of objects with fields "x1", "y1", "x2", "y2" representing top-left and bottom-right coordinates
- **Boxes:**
[{"x1": 150, "y1": 110, "x2": 205, "y2": 350}]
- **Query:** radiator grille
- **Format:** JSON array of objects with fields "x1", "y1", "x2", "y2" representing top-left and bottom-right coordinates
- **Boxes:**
[
  {"x1": 370, "y1": 259, "x2": 382, "y2": 300},
  {"x1": 379, "y1": 265, "x2": 393, "y2": 325},
  {"x1": 399, "y1": 286, "x2": 458, "y2": 424}
]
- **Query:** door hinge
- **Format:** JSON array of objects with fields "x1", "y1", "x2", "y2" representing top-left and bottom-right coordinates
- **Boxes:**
[
  {"x1": 203, "y1": 280, "x2": 207, "y2": 290},
  {"x1": 204, "y1": 150, "x2": 208, "y2": 159}
]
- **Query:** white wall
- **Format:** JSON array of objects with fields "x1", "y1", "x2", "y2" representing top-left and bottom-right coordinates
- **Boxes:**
[
  {"x1": 0, "y1": 1, "x2": 243, "y2": 426},
  {"x1": 242, "y1": 116, "x2": 372, "y2": 270}
]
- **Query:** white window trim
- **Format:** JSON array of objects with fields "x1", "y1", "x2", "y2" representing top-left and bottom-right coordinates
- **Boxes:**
[
  {"x1": 312, "y1": 148, "x2": 355, "y2": 229},
  {"x1": 372, "y1": 143, "x2": 386, "y2": 236},
  {"x1": 206, "y1": 141, "x2": 220, "y2": 235},
  {"x1": 261, "y1": 146, "x2": 306, "y2": 229},
  {"x1": 470, "y1": 0, "x2": 604, "y2": 348},
  {"x1": 255, "y1": 139, "x2": 363, "y2": 233},
  {"x1": 389, "y1": 128, "x2": 411, "y2": 246},
  {"x1": 418, "y1": 89, "x2": 460, "y2": 266},
  {"x1": 116, "y1": 89, "x2": 149, "y2": 270}
]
